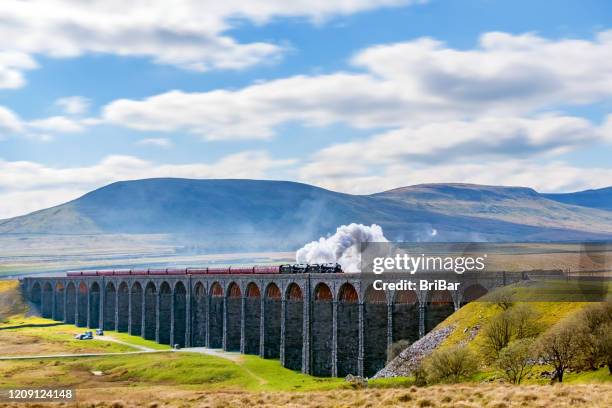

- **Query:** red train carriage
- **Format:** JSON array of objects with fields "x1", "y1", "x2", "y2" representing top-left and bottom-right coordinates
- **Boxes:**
[{"x1": 64, "y1": 263, "x2": 342, "y2": 277}]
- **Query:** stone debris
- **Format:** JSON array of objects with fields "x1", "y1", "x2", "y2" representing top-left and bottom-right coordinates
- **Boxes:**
[
  {"x1": 372, "y1": 325, "x2": 455, "y2": 378},
  {"x1": 345, "y1": 374, "x2": 368, "y2": 388}
]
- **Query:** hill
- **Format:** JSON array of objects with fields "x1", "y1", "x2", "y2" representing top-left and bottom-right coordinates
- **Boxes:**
[
  {"x1": 1, "y1": 179, "x2": 612, "y2": 249},
  {"x1": 544, "y1": 187, "x2": 612, "y2": 211}
]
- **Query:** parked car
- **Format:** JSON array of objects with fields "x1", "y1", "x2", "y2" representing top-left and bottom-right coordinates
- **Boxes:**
[
  {"x1": 96, "y1": 329, "x2": 104, "y2": 336},
  {"x1": 75, "y1": 331, "x2": 93, "y2": 340}
]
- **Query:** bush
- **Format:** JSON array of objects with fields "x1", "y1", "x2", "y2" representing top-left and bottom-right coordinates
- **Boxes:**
[
  {"x1": 495, "y1": 339, "x2": 536, "y2": 384},
  {"x1": 424, "y1": 345, "x2": 478, "y2": 383},
  {"x1": 386, "y1": 339, "x2": 411, "y2": 363},
  {"x1": 412, "y1": 362, "x2": 428, "y2": 387}
]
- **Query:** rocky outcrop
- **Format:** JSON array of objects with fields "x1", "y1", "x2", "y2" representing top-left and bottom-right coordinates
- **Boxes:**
[{"x1": 373, "y1": 325, "x2": 455, "y2": 378}]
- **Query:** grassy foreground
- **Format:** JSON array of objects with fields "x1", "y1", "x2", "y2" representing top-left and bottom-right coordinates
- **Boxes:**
[{"x1": 1, "y1": 280, "x2": 611, "y2": 407}]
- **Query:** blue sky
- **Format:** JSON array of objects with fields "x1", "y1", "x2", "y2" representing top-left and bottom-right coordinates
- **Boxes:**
[{"x1": 0, "y1": 0, "x2": 611, "y2": 218}]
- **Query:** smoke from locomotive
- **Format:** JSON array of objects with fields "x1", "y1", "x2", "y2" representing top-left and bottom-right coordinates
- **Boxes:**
[{"x1": 295, "y1": 223, "x2": 388, "y2": 272}]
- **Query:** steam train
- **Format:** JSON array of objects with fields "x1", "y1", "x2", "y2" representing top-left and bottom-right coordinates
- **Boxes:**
[{"x1": 65, "y1": 263, "x2": 342, "y2": 277}]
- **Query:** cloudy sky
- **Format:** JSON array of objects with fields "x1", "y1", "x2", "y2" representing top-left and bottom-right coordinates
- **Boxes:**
[{"x1": 1, "y1": 0, "x2": 611, "y2": 219}]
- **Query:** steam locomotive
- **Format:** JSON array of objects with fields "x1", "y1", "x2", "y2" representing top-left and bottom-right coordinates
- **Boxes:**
[{"x1": 65, "y1": 263, "x2": 342, "y2": 277}]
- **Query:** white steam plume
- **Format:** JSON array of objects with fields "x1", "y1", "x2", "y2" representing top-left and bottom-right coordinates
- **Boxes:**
[{"x1": 295, "y1": 223, "x2": 388, "y2": 272}]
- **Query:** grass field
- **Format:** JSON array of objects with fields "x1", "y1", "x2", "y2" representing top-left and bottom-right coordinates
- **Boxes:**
[{"x1": 1, "y1": 280, "x2": 611, "y2": 407}]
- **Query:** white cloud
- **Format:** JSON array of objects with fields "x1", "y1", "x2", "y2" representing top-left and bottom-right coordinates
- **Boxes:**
[
  {"x1": 0, "y1": 151, "x2": 295, "y2": 218},
  {"x1": 101, "y1": 30, "x2": 612, "y2": 140},
  {"x1": 136, "y1": 138, "x2": 173, "y2": 148},
  {"x1": 0, "y1": 0, "x2": 416, "y2": 79},
  {"x1": 0, "y1": 51, "x2": 37, "y2": 89},
  {"x1": 0, "y1": 106, "x2": 88, "y2": 139},
  {"x1": 297, "y1": 159, "x2": 612, "y2": 196},
  {"x1": 300, "y1": 115, "x2": 604, "y2": 177},
  {"x1": 55, "y1": 96, "x2": 91, "y2": 115},
  {"x1": 28, "y1": 116, "x2": 84, "y2": 133},
  {"x1": 0, "y1": 106, "x2": 24, "y2": 135}
]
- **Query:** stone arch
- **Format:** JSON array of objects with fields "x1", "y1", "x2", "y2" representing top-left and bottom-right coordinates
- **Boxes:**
[
  {"x1": 337, "y1": 283, "x2": 359, "y2": 377},
  {"x1": 172, "y1": 281, "x2": 187, "y2": 347},
  {"x1": 263, "y1": 283, "x2": 281, "y2": 358},
  {"x1": 89, "y1": 282, "x2": 100, "y2": 329},
  {"x1": 30, "y1": 282, "x2": 41, "y2": 311},
  {"x1": 225, "y1": 282, "x2": 242, "y2": 351},
  {"x1": 461, "y1": 284, "x2": 488, "y2": 307},
  {"x1": 77, "y1": 282, "x2": 88, "y2": 327},
  {"x1": 103, "y1": 282, "x2": 116, "y2": 330},
  {"x1": 143, "y1": 281, "x2": 157, "y2": 340},
  {"x1": 284, "y1": 283, "x2": 303, "y2": 371},
  {"x1": 130, "y1": 282, "x2": 143, "y2": 336},
  {"x1": 425, "y1": 290, "x2": 454, "y2": 333},
  {"x1": 314, "y1": 282, "x2": 333, "y2": 301},
  {"x1": 244, "y1": 282, "x2": 261, "y2": 355},
  {"x1": 54, "y1": 282, "x2": 65, "y2": 321},
  {"x1": 42, "y1": 282, "x2": 53, "y2": 318},
  {"x1": 117, "y1": 282, "x2": 129, "y2": 332},
  {"x1": 392, "y1": 289, "x2": 419, "y2": 344},
  {"x1": 312, "y1": 282, "x2": 333, "y2": 376},
  {"x1": 209, "y1": 282, "x2": 224, "y2": 348},
  {"x1": 158, "y1": 281, "x2": 172, "y2": 344},
  {"x1": 65, "y1": 282, "x2": 76, "y2": 324},
  {"x1": 191, "y1": 282, "x2": 207, "y2": 346},
  {"x1": 364, "y1": 285, "x2": 388, "y2": 377}
]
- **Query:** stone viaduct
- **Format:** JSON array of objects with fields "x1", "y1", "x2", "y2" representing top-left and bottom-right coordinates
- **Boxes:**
[{"x1": 22, "y1": 272, "x2": 516, "y2": 378}]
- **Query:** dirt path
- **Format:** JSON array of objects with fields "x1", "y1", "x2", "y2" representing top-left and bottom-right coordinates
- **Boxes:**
[
  {"x1": 177, "y1": 347, "x2": 242, "y2": 361},
  {"x1": 0, "y1": 350, "x2": 170, "y2": 360},
  {"x1": 97, "y1": 335, "x2": 155, "y2": 351}
]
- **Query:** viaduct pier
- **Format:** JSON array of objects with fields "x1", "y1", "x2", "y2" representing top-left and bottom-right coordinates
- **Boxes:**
[{"x1": 22, "y1": 272, "x2": 513, "y2": 377}]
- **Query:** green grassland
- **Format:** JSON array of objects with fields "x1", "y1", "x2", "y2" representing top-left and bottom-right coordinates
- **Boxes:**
[
  {"x1": 0, "y1": 278, "x2": 610, "y2": 406},
  {"x1": 0, "y1": 352, "x2": 347, "y2": 391}
]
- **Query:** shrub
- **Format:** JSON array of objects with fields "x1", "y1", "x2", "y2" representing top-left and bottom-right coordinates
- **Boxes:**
[
  {"x1": 412, "y1": 362, "x2": 428, "y2": 387},
  {"x1": 495, "y1": 338, "x2": 536, "y2": 384},
  {"x1": 424, "y1": 345, "x2": 478, "y2": 383},
  {"x1": 386, "y1": 339, "x2": 411, "y2": 363}
]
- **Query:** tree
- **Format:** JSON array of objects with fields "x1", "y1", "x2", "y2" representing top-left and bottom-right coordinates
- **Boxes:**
[
  {"x1": 595, "y1": 323, "x2": 612, "y2": 374},
  {"x1": 496, "y1": 339, "x2": 536, "y2": 384},
  {"x1": 481, "y1": 310, "x2": 513, "y2": 361},
  {"x1": 509, "y1": 303, "x2": 541, "y2": 339},
  {"x1": 486, "y1": 288, "x2": 515, "y2": 311},
  {"x1": 569, "y1": 302, "x2": 612, "y2": 371},
  {"x1": 538, "y1": 319, "x2": 580, "y2": 382},
  {"x1": 424, "y1": 345, "x2": 478, "y2": 383}
]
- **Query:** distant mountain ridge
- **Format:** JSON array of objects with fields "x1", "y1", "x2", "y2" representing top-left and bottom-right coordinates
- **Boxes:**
[
  {"x1": 1, "y1": 179, "x2": 611, "y2": 249},
  {"x1": 543, "y1": 187, "x2": 612, "y2": 211}
]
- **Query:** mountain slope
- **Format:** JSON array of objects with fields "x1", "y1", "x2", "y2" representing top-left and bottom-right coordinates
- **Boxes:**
[
  {"x1": 1, "y1": 179, "x2": 611, "y2": 248},
  {"x1": 543, "y1": 187, "x2": 612, "y2": 211},
  {"x1": 375, "y1": 183, "x2": 612, "y2": 234}
]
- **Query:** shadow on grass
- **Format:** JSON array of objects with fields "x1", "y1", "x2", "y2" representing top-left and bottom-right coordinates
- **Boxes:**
[{"x1": 0, "y1": 322, "x2": 65, "y2": 330}]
